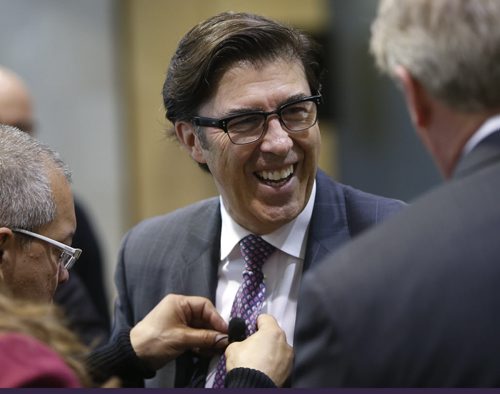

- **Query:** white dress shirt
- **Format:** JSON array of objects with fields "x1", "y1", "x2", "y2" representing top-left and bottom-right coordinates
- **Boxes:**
[
  {"x1": 461, "y1": 114, "x2": 500, "y2": 158},
  {"x1": 205, "y1": 181, "x2": 316, "y2": 387}
]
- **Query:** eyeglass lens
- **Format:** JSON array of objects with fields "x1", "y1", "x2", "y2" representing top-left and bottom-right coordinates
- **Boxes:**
[{"x1": 227, "y1": 99, "x2": 318, "y2": 144}]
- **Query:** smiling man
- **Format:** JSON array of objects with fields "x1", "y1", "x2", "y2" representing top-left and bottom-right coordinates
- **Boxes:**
[{"x1": 110, "y1": 12, "x2": 405, "y2": 388}]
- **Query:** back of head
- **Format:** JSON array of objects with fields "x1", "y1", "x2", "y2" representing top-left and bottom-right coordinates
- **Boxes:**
[
  {"x1": 0, "y1": 66, "x2": 34, "y2": 133},
  {"x1": 0, "y1": 125, "x2": 71, "y2": 231},
  {"x1": 163, "y1": 11, "x2": 323, "y2": 135},
  {"x1": 370, "y1": 0, "x2": 500, "y2": 112}
]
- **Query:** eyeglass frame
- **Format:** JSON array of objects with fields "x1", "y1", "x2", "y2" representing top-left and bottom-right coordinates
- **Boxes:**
[
  {"x1": 12, "y1": 228, "x2": 82, "y2": 270},
  {"x1": 191, "y1": 94, "x2": 322, "y2": 145}
]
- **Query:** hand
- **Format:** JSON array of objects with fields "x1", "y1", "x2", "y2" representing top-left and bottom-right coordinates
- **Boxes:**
[
  {"x1": 224, "y1": 314, "x2": 293, "y2": 387},
  {"x1": 130, "y1": 294, "x2": 228, "y2": 370}
]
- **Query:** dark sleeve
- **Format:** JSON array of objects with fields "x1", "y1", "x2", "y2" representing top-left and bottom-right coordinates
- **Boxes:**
[
  {"x1": 224, "y1": 368, "x2": 277, "y2": 388},
  {"x1": 86, "y1": 329, "x2": 155, "y2": 387},
  {"x1": 54, "y1": 273, "x2": 108, "y2": 347},
  {"x1": 73, "y1": 199, "x2": 110, "y2": 329}
]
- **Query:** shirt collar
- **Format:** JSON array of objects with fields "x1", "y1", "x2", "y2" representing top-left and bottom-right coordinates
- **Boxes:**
[
  {"x1": 220, "y1": 180, "x2": 316, "y2": 260},
  {"x1": 461, "y1": 114, "x2": 500, "y2": 158}
]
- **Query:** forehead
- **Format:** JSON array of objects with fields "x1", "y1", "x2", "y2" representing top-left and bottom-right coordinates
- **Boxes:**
[{"x1": 205, "y1": 58, "x2": 310, "y2": 111}]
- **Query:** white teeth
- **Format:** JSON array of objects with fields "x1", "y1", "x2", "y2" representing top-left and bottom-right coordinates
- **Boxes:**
[{"x1": 257, "y1": 165, "x2": 293, "y2": 181}]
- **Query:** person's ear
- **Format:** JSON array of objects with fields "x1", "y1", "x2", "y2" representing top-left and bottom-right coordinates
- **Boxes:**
[
  {"x1": 175, "y1": 121, "x2": 207, "y2": 164},
  {"x1": 0, "y1": 227, "x2": 15, "y2": 277},
  {"x1": 0, "y1": 227, "x2": 14, "y2": 249},
  {"x1": 394, "y1": 65, "x2": 431, "y2": 130}
]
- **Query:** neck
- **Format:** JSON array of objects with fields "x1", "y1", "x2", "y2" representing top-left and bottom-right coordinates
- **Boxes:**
[{"x1": 420, "y1": 102, "x2": 496, "y2": 179}]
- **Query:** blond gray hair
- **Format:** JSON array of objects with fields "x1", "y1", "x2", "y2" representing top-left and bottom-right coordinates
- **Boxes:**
[{"x1": 370, "y1": 0, "x2": 500, "y2": 112}]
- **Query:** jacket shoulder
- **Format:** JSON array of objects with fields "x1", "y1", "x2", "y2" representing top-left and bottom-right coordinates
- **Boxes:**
[
  {"x1": 316, "y1": 170, "x2": 405, "y2": 236},
  {"x1": 124, "y1": 197, "x2": 220, "y2": 245}
]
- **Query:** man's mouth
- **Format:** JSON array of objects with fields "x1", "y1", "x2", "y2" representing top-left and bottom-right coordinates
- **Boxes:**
[{"x1": 255, "y1": 164, "x2": 294, "y2": 186}]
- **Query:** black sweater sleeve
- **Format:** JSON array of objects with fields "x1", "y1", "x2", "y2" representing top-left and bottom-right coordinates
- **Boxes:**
[
  {"x1": 86, "y1": 329, "x2": 155, "y2": 387},
  {"x1": 87, "y1": 331, "x2": 277, "y2": 388},
  {"x1": 224, "y1": 367, "x2": 277, "y2": 388}
]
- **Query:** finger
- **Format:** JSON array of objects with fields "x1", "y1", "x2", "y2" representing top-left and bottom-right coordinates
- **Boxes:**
[
  {"x1": 174, "y1": 295, "x2": 227, "y2": 332},
  {"x1": 188, "y1": 297, "x2": 228, "y2": 332}
]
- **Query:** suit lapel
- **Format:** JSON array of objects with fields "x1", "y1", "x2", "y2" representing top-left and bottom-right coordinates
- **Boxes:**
[
  {"x1": 174, "y1": 199, "x2": 221, "y2": 387},
  {"x1": 303, "y1": 170, "x2": 351, "y2": 273},
  {"x1": 454, "y1": 130, "x2": 500, "y2": 179},
  {"x1": 174, "y1": 199, "x2": 221, "y2": 302}
]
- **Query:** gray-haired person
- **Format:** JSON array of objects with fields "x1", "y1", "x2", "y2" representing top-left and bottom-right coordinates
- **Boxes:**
[
  {"x1": 0, "y1": 124, "x2": 74, "y2": 301},
  {"x1": 294, "y1": 0, "x2": 500, "y2": 386}
]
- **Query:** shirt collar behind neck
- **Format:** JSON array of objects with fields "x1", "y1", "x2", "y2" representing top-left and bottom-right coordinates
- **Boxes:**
[
  {"x1": 461, "y1": 114, "x2": 500, "y2": 158},
  {"x1": 220, "y1": 180, "x2": 317, "y2": 260}
]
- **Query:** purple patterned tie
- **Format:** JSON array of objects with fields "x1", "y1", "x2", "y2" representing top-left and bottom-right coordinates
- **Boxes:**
[{"x1": 212, "y1": 234, "x2": 276, "y2": 388}]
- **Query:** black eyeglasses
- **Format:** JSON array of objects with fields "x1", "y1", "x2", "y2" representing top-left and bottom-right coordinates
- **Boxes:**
[
  {"x1": 12, "y1": 228, "x2": 82, "y2": 270},
  {"x1": 192, "y1": 94, "x2": 322, "y2": 145}
]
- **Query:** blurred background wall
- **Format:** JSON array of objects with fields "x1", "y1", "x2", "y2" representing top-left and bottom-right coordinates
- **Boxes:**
[{"x1": 0, "y1": 0, "x2": 439, "y2": 311}]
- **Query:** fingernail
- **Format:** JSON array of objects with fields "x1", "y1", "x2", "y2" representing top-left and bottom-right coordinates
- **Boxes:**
[{"x1": 214, "y1": 334, "x2": 228, "y2": 345}]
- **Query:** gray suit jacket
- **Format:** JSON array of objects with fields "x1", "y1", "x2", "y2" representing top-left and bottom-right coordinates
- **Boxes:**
[
  {"x1": 294, "y1": 132, "x2": 500, "y2": 387},
  {"x1": 111, "y1": 170, "x2": 404, "y2": 387}
]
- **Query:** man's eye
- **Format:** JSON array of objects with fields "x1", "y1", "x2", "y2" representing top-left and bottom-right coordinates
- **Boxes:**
[
  {"x1": 228, "y1": 114, "x2": 263, "y2": 132},
  {"x1": 283, "y1": 104, "x2": 310, "y2": 119}
]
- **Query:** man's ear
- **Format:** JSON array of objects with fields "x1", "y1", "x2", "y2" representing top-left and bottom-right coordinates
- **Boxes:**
[
  {"x1": 0, "y1": 227, "x2": 14, "y2": 249},
  {"x1": 0, "y1": 227, "x2": 15, "y2": 274},
  {"x1": 174, "y1": 121, "x2": 207, "y2": 164},
  {"x1": 394, "y1": 65, "x2": 431, "y2": 130}
]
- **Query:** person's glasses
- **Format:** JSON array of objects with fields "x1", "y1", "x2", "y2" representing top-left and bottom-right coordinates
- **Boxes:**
[
  {"x1": 192, "y1": 94, "x2": 322, "y2": 145},
  {"x1": 12, "y1": 228, "x2": 82, "y2": 270}
]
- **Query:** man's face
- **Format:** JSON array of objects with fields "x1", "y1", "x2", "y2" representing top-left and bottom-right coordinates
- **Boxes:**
[
  {"x1": 193, "y1": 59, "x2": 321, "y2": 234},
  {"x1": 2, "y1": 168, "x2": 76, "y2": 302}
]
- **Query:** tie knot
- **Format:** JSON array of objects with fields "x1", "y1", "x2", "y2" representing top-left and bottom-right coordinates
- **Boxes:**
[{"x1": 239, "y1": 234, "x2": 276, "y2": 271}]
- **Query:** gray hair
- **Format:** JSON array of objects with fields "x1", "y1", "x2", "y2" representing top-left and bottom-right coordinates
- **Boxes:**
[
  {"x1": 0, "y1": 125, "x2": 71, "y2": 231},
  {"x1": 370, "y1": 0, "x2": 500, "y2": 112}
]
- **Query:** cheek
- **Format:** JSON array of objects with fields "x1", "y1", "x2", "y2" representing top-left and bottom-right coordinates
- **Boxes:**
[
  {"x1": 305, "y1": 127, "x2": 321, "y2": 152},
  {"x1": 205, "y1": 136, "x2": 244, "y2": 172},
  {"x1": 39, "y1": 250, "x2": 61, "y2": 286},
  {"x1": 298, "y1": 130, "x2": 321, "y2": 167}
]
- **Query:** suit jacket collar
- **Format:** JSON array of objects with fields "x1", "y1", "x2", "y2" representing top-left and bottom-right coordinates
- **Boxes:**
[
  {"x1": 175, "y1": 199, "x2": 221, "y2": 387},
  {"x1": 454, "y1": 130, "x2": 500, "y2": 179},
  {"x1": 176, "y1": 199, "x2": 221, "y2": 302},
  {"x1": 302, "y1": 170, "x2": 352, "y2": 273},
  {"x1": 179, "y1": 168, "x2": 344, "y2": 304},
  {"x1": 178, "y1": 170, "x2": 361, "y2": 305}
]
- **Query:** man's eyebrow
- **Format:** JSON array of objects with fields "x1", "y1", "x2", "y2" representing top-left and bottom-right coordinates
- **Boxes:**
[
  {"x1": 221, "y1": 93, "x2": 311, "y2": 118},
  {"x1": 221, "y1": 107, "x2": 263, "y2": 118},
  {"x1": 277, "y1": 93, "x2": 310, "y2": 107}
]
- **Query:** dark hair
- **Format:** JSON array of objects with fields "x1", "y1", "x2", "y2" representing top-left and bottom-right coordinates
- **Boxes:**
[{"x1": 163, "y1": 12, "x2": 323, "y2": 132}]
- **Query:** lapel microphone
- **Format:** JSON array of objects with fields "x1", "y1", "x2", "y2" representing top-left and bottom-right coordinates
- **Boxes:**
[{"x1": 228, "y1": 317, "x2": 247, "y2": 343}]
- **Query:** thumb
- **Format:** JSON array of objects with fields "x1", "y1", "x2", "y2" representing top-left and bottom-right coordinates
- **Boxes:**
[
  {"x1": 256, "y1": 314, "x2": 279, "y2": 330},
  {"x1": 182, "y1": 327, "x2": 228, "y2": 351}
]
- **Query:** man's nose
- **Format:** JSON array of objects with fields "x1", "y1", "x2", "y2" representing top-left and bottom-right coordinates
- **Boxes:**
[{"x1": 259, "y1": 116, "x2": 293, "y2": 156}]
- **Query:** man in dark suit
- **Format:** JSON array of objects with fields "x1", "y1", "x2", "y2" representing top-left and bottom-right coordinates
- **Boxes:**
[
  {"x1": 111, "y1": 12, "x2": 404, "y2": 388},
  {"x1": 293, "y1": 0, "x2": 500, "y2": 387}
]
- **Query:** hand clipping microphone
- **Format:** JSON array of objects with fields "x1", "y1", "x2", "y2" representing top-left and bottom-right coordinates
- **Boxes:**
[{"x1": 228, "y1": 317, "x2": 247, "y2": 343}]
